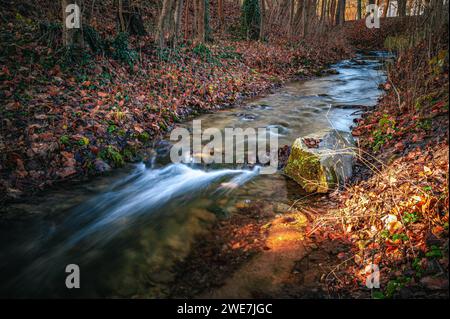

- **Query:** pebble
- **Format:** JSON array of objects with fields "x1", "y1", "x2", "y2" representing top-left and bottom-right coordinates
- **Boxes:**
[{"x1": 94, "y1": 159, "x2": 111, "y2": 173}]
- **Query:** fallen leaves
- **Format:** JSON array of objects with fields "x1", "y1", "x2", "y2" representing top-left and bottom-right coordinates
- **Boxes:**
[
  {"x1": 314, "y1": 81, "x2": 448, "y2": 298},
  {"x1": 0, "y1": 20, "x2": 353, "y2": 202},
  {"x1": 313, "y1": 41, "x2": 449, "y2": 296}
]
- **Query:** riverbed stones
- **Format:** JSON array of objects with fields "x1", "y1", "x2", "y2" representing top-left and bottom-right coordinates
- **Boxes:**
[
  {"x1": 322, "y1": 68, "x2": 339, "y2": 75},
  {"x1": 94, "y1": 159, "x2": 111, "y2": 173},
  {"x1": 284, "y1": 129, "x2": 356, "y2": 193}
]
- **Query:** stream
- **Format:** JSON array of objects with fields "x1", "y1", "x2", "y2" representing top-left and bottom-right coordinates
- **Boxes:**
[{"x1": 0, "y1": 52, "x2": 391, "y2": 298}]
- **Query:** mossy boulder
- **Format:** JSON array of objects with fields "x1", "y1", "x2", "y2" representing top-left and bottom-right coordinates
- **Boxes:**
[{"x1": 284, "y1": 130, "x2": 355, "y2": 193}]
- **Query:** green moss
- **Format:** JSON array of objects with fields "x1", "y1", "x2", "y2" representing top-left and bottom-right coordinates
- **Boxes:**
[
  {"x1": 284, "y1": 139, "x2": 328, "y2": 193},
  {"x1": 429, "y1": 49, "x2": 448, "y2": 75},
  {"x1": 137, "y1": 131, "x2": 150, "y2": 143},
  {"x1": 416, "y1": 118, "x2": 432, "y2": 131},
  {"x1": 385, "y1": 277, "x2": 412, "y2": 298},
  {"x1": 193, "y1": 43, "x2": 213, "y2": 62},
  {"x1": 78, "y1": 136, "x2": 89, "y2": 146},
  {"x1": 100, "y1": 146, "x2": 124, "y2": 167},
  {"x1": 111, "y1": 32, "x2": 138, "y2": 66},
  {"x1": 415, "y1": 94, "x2": 433, "y2": 110},
  {"x1": 372, "y1": 114, "x2": 396, "y2": 152},
  {"x1": 123, "y1": 143, "x2": 140, "y2": 161},
  {"x1": 217, "y1": 46, "x2": 242, "y2": 60},
  {"x1": 60, "y1": 135, "x2": 70, "y2": 145},
  {"x1": 107, "y1": 125, "x2": 117, "y2": 134},
  {"x1": 117, "y1": 129, "x2": 127, "y2": 137},
  {"x1": 425, "y1": 245, "x2": 443, "y2": 259}
]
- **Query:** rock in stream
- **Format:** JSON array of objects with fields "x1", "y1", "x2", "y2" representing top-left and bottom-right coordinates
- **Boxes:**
[{"x1": 283, "y1": 129, "x2": 356, "y2": 193}]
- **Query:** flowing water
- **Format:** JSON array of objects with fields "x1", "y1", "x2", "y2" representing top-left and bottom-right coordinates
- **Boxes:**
[{"x1": 0, "y1": 52, "x2": 391, "y2": 298}]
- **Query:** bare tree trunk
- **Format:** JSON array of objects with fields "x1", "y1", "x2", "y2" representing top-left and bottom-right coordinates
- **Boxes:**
[
  {"x1": 398, "y1": 0, "x2": 407, "y2": 16},
  {"x1": 174, "y1": 0, "x2": 184, "y2": 46},
  {"x1": 196, "y1": 0, "x2": 206, "y2": 43},
  {"x1": 289, "y1": 0, "x2": 295, "y2": 38},
  {"x1": 382, "y1": 0, "x2": 390, "y2": 17},
  {"x1": 117, "y1": 0, "x2": 146, "y2": 35},
  {"x1": 356, "y1": 0, "x2": 361, "y2": 19},
  {"x1": 118, "y1": 0, "x2": 126, "y2": 32},
  {"x1": 335, "y1": 0, "x2": 345, "y2": 25},
  {"x1": 218, "y1": 0, "x2": 224, "y2": 29},
  {"x1": 293, "y1": 0, "x2": 304, "y2": 27},
  {"x1": 156, "y1": 0, "x2": 174, "y2": 48},
  {"x1": 321, "y1": 0, "x2": 328, "y2": 22},
  {"x1": 259, "y1": 0, "x2": 266, "y2": 41},
  {"x1": 325, "y1": 0, "x2": 332, "y2": 24},
  {"x1": 302, "y1": 0, "x2": 308, "y2": 36},
  {"x1": 167, "y1": 0, "x2": 176, "y2": 38},
  {"x1": 310, "y1": 0, "x2": 317, "y2": 30},
  {"x1": 184, "y1": 0, "x2": 190, "y2": 39},
  {"x1": 193, "y1": 0, "x2": 198, "y2": 37},
  {"x1": 335, "y1": 0, "x2": 340, "y2": 25},
  {"x1": 329, "y1": 0, "x2": 336, "y2": 25}
]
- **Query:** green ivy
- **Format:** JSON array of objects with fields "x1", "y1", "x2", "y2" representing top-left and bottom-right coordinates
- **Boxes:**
[
  {"x1": 99, "y1": 146, "x2": 124, "y2": 167},
  {"x1": 241, "y1": 0, "x2": 261, "y2": 40},
  {"x1": 111, "y1": 32, "x2": 138, "y2": 66},
  {"x1": 60, "y1": 135, "x2": 70, "y2": 145},
  {"x1": 372, "y1": 114, "x2": 396, "y2": 152}
]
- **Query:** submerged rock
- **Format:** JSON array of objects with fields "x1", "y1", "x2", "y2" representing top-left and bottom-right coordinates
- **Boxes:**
[
  {"x1": 323, "y1": 68, "x2": 339, "y2": 75},
  {"x1": 284, "y1": 129, "x2": 356, "y2": 193},
  {"x1": 94, "y1": 159, "x2": 111, "y2": 173}
]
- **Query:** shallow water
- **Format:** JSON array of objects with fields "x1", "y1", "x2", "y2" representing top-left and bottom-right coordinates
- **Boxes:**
[{"x1": 0, "y1": 52, "x2": 390, "y2": 298}]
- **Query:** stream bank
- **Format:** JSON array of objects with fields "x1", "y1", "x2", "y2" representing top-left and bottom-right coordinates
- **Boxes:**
[{"x1": 312, "y1": 37, "x2": 449, "y2": 299}]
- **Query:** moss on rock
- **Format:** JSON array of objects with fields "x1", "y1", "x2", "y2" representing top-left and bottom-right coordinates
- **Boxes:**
[
  {"x1": 284, "y1": 138, "x2": 329, "y2": 193},
  {"x1": 284, "y1": 130, "x2": 355, "y2": 193}
]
